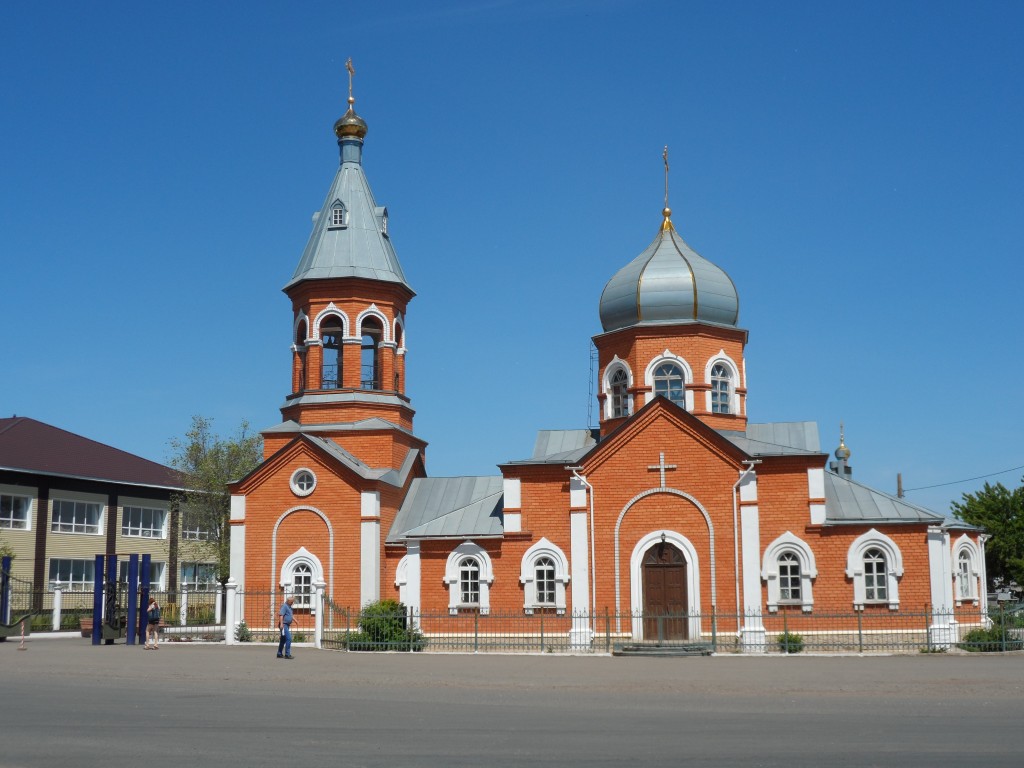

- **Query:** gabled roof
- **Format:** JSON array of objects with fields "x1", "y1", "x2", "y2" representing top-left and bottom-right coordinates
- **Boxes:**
[
  {"x1": 718, "y1": 422, "x2": 824, "y2": 457},
  {"x1": 284, "y1": 143, "x2": 411, "y2": 293},
  {"x1": 387, "y1": 476, "x2": 503, "y2": 543},
  {"x1": 0, "y1": 417, "x2": 181, "y2": 490},
  {"x1": 824, "y1": 471, "x2": 943, "y2": 525}
]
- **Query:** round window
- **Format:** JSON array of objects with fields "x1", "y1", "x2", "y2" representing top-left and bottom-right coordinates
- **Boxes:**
[{"x1": 290, "y1": 468, "x2": 317, "y2": 497}]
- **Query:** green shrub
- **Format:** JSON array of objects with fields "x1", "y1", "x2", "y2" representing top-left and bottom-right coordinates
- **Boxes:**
[
  {"x1": 349, "y1": 599, "x2": 425, "y2": 651},
  {"x1": 234, "y1": 620, "x2": 253, "y2": 642},
  {"x1": 777, "y1": 631, "x2": 803, "y2": 653},
  {"x1": 958, "y1": 611, "x2": 1024, "y2": 652}
]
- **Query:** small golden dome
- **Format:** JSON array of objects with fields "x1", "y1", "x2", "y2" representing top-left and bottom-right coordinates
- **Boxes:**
[{"x1": 334, "y1": 98, "x2": 368, "y2": 139}]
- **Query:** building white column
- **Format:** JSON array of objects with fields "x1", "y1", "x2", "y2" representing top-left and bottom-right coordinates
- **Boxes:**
[
  {"x1": 214, "y1": 584, "x2": 223, "y2": 625},
  {"x1": 360, "y1": 490, "x2": 381, "y2": 607},
  {"x1": 503, "y1": 478, "x2": 522, "y2": 533},
  {"x1": 403, "y1": 542, "x2": 422, "y2": 620},
  {"x1": 979, "y1": 534, "x2": 991, "y2": 627},
  {"x1": 229, "y1": 494, "x2": 247, "y2": 591},
  {"x1": 927, "y1": 525, "x2": 956, "y2": 647},
  {"x1": 569, "y1": 509, "x2": 592, "y2": 647},
  {"x1": 313, "y1": 579, "x2": 326, "y2": 649},
  {"x1": 179, "y1": 588, "x2": 189, "y2": 626},
  {"x1": 740, "y1": 502, "x2": 765, "y2": 652},
  {"x1": 807, "y1": 468, "x2": 826, "y2": 525},
  {"x1": 52, "y1": 585, "x2": 63, "y2": 632}
]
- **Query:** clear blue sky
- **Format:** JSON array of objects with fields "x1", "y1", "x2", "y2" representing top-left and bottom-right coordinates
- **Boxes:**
[{"x1": 2, "y1": 1, "x2": 1022, "y2": 516}]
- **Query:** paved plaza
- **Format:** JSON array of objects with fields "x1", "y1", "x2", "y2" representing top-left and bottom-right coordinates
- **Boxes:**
[{"x1": 2, "y1": 638, "x2": 1023, "y2": 767}]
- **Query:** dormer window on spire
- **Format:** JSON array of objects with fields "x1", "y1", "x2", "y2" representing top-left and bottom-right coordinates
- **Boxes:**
[{"x1": 329, "y1": 201, "x2": 347, "y2": 229}]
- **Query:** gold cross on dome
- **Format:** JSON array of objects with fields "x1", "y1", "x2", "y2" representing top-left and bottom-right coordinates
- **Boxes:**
[
  {"x1": 346, "y1": 58, "x2": 356, "y2": 101},
  {"x1": 648, "y1": 452, "x2": 677, "y2": 488}
]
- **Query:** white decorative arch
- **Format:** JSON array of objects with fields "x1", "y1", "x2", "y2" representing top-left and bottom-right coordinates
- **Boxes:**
[
  {"x1": 613, "y1": 487, "x2": 716, "y2": 634},
  {"x1": 293, "y1": 310, "x2": 309, "y2": 344},
  {"x1": 643, "y1": 350, "x2": 694, "y2": 411},
  {"x1": 846, "y1": 528, "x2": 903, "y2": 610},
  {"x1": 356, "y1": 304, "x2": 391, "y2": 343},
  {"x1": 279, "y1": 546, "x2": 324, "y2": 589},
  {"x1": 704, "y1": 350, "x2": 742, "y2": 415},
  {"x1": 519, "y1": 537, "x2": 570, "y2": 614},
  {"x1": 953, "y1": 534, "x2": 982, "y2": 604},
  {"x1": 443, "y1": 542, "x2": 494, "y2": 614},
  {"x1": 602, "y1": 356, "x2": 633, "y2": 420},
  {"x1": 271, "y1": 506, "x2": 334, "y2": 619},
  {"x1": 628, "y1": 530, "x2": 702, "y2": 641},
  {"x1": 762, "y1": 531, "x2": 818, "y2": 612},
  {"x1": 312, "y1": 303, "x2": 350, "y2": 340},
  {"x1": 393, "y1": 314, "x2": 407, "y2": 353}
]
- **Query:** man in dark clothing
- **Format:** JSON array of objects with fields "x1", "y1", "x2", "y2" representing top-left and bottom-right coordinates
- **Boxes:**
[{"x1": 277, "y1": 596, "x2": 295, "y2": 659}]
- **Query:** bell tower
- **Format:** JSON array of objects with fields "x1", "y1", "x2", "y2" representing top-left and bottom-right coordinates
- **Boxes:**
[{"x1": 280, "y1": 61, "x2": 416, "y2": 434}]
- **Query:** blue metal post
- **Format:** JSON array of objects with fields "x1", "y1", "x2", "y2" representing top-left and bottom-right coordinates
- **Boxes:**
[
  {"x1": 1, "y1": 556, "x2": 11, "y2": 625},
  {"x1": 126, "y1": 554, "x2": 139, "y2": 646},
  {"x1": 138, "y1": 554, "x2": 151, "y2": 644},
  {"x1": 92, "y1": 555, "x2": 104, "y2": 645}
]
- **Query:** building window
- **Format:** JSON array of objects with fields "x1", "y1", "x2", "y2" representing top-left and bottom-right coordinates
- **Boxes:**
[
  {"x1": 762, "y1": 532, "x2": 817, "y2": 612},
  {"x1": 459, "y1": 557, "x2": 480, "y2": 605},
  {"x1": 290, "y1": 468, "x2": 317, "y2": 497},
  {"x1": 520, "y1": 538, "x2": 570, "y2": 614},
  {"x1": 48, "y1": 558, "x2": 95, "y2": 591},
  {"x1": 330, "y1": 203, "x2": 346, "y2": 228},
  {"x1": 381, "y1": 212, "x2": 388, "y2": 236},
  {"x1": 292, "y1": 563, "x2": 313, "y2": 608},
  {"x1": 321, "y1": 316, "x2": 344, "y2": 389},
  {"x1": 778, "y1": 552, "x2": 801, "y2": 601},
  {"x1": 361, "y1": 317, "x2": 384, "y2": 390},
  {"x1": 181, "y1": 512, "x2": 212, "y2": 541},
  {"x1": 181, "y1": 562, "x2": 218, "y2": 592},
  {"x1": 711, "y1": 363, "x2": 732, "y2": 414},
  {"x1": 0, "y1": 493, "x2": 30, "y2": 530},
  {"x1": 444, "y1": 542, "x2": 494, "y2": 614},
  {"x1": 863, "y1": 548, "x2": 887, "y2": 602},
  {"x1": 118, "y1": 560, "x2": 166, "y2": 591},
  {"x1": 611, "y1": 368, "x2": 629, "y2": 418},
  {"x1": 121, "y1": 505, "x2": 167, "y2": 538},
  {"x1": 653, "y1": 363, "x2": 685, "y2": 407},
  {"x1": 51, "y1": 499, "x2": 103, "y2": 535}
]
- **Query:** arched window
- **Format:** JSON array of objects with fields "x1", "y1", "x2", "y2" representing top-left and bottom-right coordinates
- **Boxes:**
[
  {"x1": 778, "y1": 552, "x2": 801, "y2": 601},
  {"x1": 534, "y1": 557, "x2": 556, "y2": 605},
  {"x1": 459, "y1": 557, "x2": 480, "y2": 605},
  {"x1": 653, "y1": 363, "x2": 685, "y2": 407},
  {"x1": 321, "y1": 316, "x2": 344, "y2": 389},
  {"x1": 330, "y1": 201, "x2": 347, "y2": 228},
  {"x1": 611, "y1": 368, "x2": 629, "y2": 418},
  {"x1": 863, "y1": 548, "x2": 888, "y2": 602},
  {"x1": 711, "y1": 363, "x2": 732, "y2": 414},
  {"x1": 520, "y1": 538, "x2": 570, "y2": 614},
  {"x1": 292, "y1": 563, "x2": 313, "y2": 608},
  {"x1": 361, "y1": 317, "x2": 384, "y2": 390},
  {"x1": 957, "y1": 551, "x2": 972, "y2": 599}
]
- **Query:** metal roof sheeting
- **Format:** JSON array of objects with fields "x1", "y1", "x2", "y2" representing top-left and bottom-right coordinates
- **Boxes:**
[
  {"x1": 824, "y1": 471, "x2": 943, "y2": 524},
  {"x1": 388, "y1": 476, "x2": 503, "y2": 542},
  {"x1": 531, "y1": 429, "x2": 598, "y2": 459}
]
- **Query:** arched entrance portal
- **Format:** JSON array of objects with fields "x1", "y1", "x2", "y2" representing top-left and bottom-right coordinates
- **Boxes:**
[{"x1": 642, "y1": 542, "x2": 688, "y2": 641}]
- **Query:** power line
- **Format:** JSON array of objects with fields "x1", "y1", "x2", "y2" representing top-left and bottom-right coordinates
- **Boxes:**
[{"x1": 905, "y1": 463, "x2": 1024, "y2": 492}]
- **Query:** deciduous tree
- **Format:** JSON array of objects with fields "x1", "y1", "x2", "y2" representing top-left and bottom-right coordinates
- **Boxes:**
[{"x1": 951, "y1": 479, "x2": 1024, "y2": 590}]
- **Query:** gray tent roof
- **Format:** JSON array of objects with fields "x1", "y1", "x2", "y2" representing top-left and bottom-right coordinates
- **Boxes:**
[
  {"x1": 388, "y1": 476, "x2": 503, "y2": 542},
  {"x1": 824, "y1": 471, "x2": 943, "y2": 525},
  {"x1": 718, "y1": 422, "x2": 823, "y2": 457},
  {"x1": 303, "y1": 435, "x2": 419, "y2": 489}
]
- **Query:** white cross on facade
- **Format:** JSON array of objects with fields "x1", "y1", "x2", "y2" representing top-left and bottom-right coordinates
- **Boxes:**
[{"x1": 648, "y1": 452, "x2": 677, "y2": 488}]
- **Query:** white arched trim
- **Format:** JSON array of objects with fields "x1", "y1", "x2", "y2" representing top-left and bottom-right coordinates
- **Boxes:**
[
  {"x1": 271, "y1": 506, "x2": 334, "y2": 622},
  {"x1": 279, "y1": 546, "x2": 324, "y2": 589},
  {"x1": 443, "y1": 541, "x2": 494, "y2": 614},
  {"x1": 846, "y1": 528, "x2": 903, "y2": 610},
  {"x1": 953, "y1": 534, "x2": 982, "y2": 605},
  {"x1": 395, "y1": 553, "x2": 411, "y2": 604},
  {"x1": 642, "y1": 350, "x2": 694, "y2": 411},
  {"x1": 519, "y1": 537, "x2": 570, "y2": 614},
  {"x1": 704, "y1": 350, "x2": 742, "y2": 415},
  {"x1": 393, "y1": 314, "x2": 407, "y2": 353},
  {"x1": 311, "y1": 303, "x2": 350, "y2": 341},
  {"x1": 293, "y1": 310, "x2": 309, "y2": 344},
  {"x1": 628, "y1": 531, "x2": 702, "y2": 641},
  {"x1": 356, "y1": 304, "x2": 391, "y2": 343},
  {"x1": 602, "y1": 356, "x2": 634, "y2": 420},
  {"x1": 762, "y1": 532, "x2": 818, "y2": 612}
]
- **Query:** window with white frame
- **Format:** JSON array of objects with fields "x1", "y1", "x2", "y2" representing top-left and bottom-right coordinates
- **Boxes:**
[
  {"x1": 181, "y1": 562, "x2": 218, "y2": 592},
  {"x1": 292, "y1": 562, "x2": 313, "y2": 607},
  {"x1": 0, "y1": 493, "x2": 31, "y2": 530},
  {"x1": 180, "y1": 511, "x2": 213, "y2": 541},
  {"x1": 290, "y1": 468, "x2": 317, "y2": 497},
  {"x1": 330, "y1": 202, "x2": 346, "y2": 228},
  {"x1": 121, "y1": 505, "x2": 167, "y2": 538},
  {"x1": 519, "y1": 538, "x2": 570, "y2": 614},
  {"x1": 762, "y1": 532, "x2": 817, "y2": 612},
  {"x1": 48, "y1": 558, "x2": 95, "y2": 591},
  {"x1": 653, "y1": 363, "x2": 685, "y2": 407},
  {"x1": 51, "y1": 499, "x2": 103, "y2": 535},
  {"x1": 117, "y1": 560, "x2": 166, "y2": 591},
  {"x1": 610, "y1": 368, "x2": 630, "y2": 418},
  {"x1": 710, "y1": 363, "x2": 732, "y2": 414},
  {"x1": 444, "y1": 542, "x2": 493, "y2": 614},
  {"x1": 957, "y1": 551, "x2": 972, "y2": 599},
  {"x1": 846, "y1": 529, "x2": 903, "y2": 610}
]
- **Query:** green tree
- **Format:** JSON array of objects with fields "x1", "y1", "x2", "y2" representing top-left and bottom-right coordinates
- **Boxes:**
[
  {"x1": 169, "y1": 416, "x2": 262, "y2": 585},
  {"x1": 951, "y1": 479, "x2": 1024, "y2": 589}
]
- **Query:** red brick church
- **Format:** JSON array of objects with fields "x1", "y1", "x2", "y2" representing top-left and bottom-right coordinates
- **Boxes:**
[{"x1": 227, "y1": 78, "x2": 987, "y2": 650}]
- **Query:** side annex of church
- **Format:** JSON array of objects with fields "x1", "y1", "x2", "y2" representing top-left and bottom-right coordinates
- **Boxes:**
[{"x1": 227, "y1": 77, "x2": 987, "y2": 650}]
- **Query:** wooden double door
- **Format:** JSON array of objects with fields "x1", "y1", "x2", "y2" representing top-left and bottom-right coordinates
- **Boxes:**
[{"x1": 642, "y1": 543, "x2": 688, "y2": 641}]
